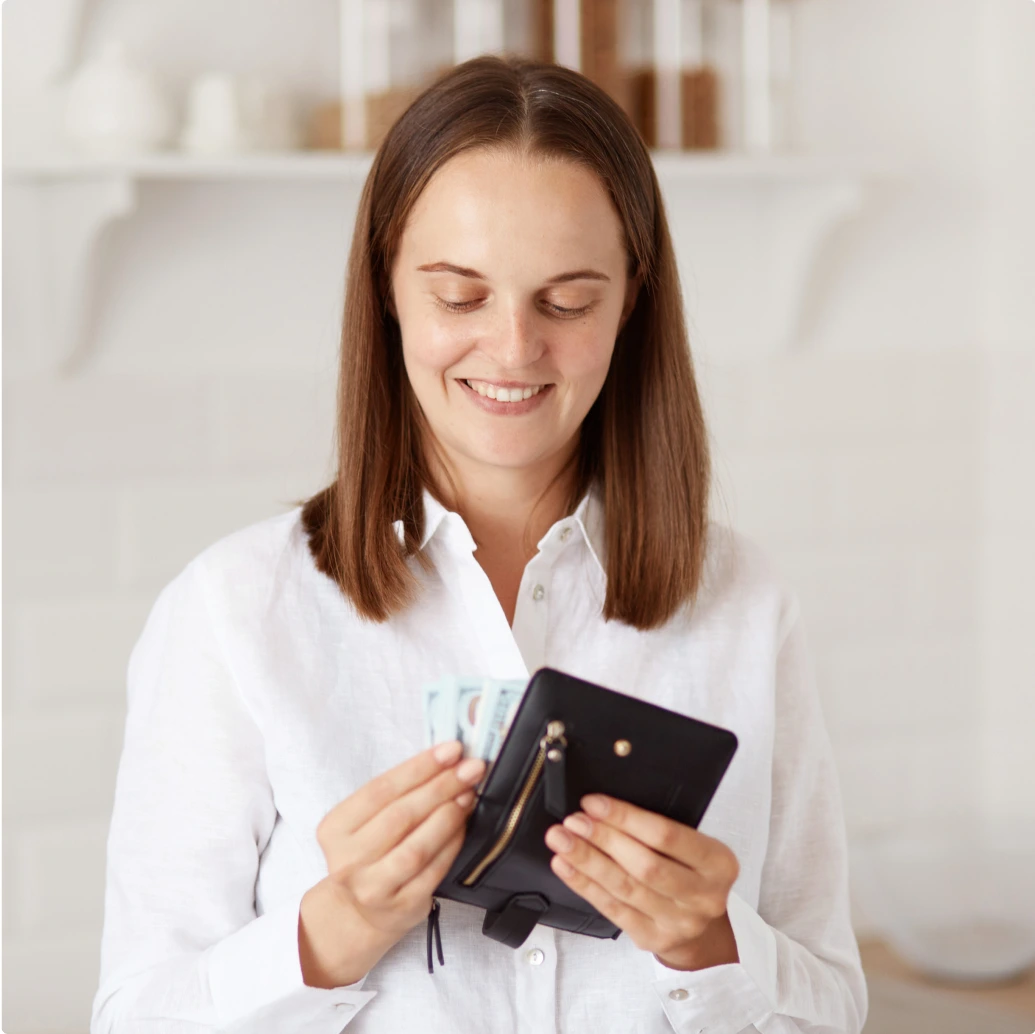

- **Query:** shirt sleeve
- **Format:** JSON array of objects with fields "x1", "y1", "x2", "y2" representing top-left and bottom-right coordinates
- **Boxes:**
[
  {"x1": 648, "y1": 596, "x2": 869, "y2": 1034},
  {"x1": 90, "y1": 558, "x2": 377, "y2": 1034}
]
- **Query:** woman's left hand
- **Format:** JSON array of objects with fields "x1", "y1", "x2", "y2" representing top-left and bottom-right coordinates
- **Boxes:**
[{"x1": 544, "y1": 793, "x2": 741, "y2": 971}]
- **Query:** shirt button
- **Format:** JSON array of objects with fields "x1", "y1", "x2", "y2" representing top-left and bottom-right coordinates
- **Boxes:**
[
  {"x1": 532, "y1": 584, "x2": 545, "y2": 601},
  {"x1": 559, "y1": 526, "x2": 572, "y2": 542},
  {"x1": 335, "y1": 1002, "x2": 355, "y2": 1012},
  {"x1": 668, "y1": 988, "x2": 690, "y2": 1001},
  {"x1": 525, "y1": 947, "x2": 545, "y2": 965}
]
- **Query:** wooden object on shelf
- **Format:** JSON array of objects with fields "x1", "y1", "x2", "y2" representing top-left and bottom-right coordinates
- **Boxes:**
[
  {"x1": 624, "y1": 66, "x2": 656, "y2": 148},
  {"x1": 531, "y1": 0, "x2": 554, "y2": 62},
  {"x1": 308, "y1": 80, "x2": 434, "y2": 151},
  {"x1": 682, "y1": 65, "x2": 719, "y2": 150},
  {"x1": 580, "y1": 0, "x2": 617, "y2": 83},
  {"x1": 580, "y1": 0, "x2": 629, "y2": 111}
]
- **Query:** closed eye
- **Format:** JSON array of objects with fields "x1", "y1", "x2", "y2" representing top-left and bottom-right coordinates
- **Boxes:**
[{"x1": 435, "y1": 298, "x2": 592, "y2": 318}]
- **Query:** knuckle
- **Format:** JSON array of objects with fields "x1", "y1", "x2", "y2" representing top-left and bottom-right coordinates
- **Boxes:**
[
  {"x1": 708, "y1": 891, "x2": 729, "y2": 918},
  {"x1": 315, "y1": 815, "x2": 332, "y2": 846},
  {"x1": 350, "y1": 878, "x2": 380, "y2": 909},
  {"x1": 615, "y1": 871, "x2": 639, "y2": 901},
  {"x1": 638, "y1": 855, "x2": 663, "y2": 885},
  {"x1": 714, "y1": 849, "x2": 739, "y2": 885},
  {"x1": 656, "y1": 822, "x2": 680, "y2": 854},
  {"x1": 726, "y1": 852, "x2": 741, "y2": 882},
  {"x1": 398, "y1": 841, "x2": 432, "y2": 872}
]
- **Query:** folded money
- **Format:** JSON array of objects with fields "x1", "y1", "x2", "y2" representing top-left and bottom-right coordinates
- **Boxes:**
[{"x1": 422, "y1": 676, "x2": 528, "y2": 779}]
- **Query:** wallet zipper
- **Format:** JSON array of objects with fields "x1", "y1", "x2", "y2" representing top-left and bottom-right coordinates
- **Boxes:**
[{"x1": 460, "y1": 719, "x2": 567, "y2": 887}]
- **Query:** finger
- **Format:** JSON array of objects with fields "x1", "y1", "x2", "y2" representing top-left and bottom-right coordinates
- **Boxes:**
[
  {"x1": 546, "y1": 841, "x2": 657, "y2": 943},
  {"x1": 360, "y1": 793, "x2": 477, "y2": 901},
  {"x1": 580, "y1": 795, "x2": 738, "y2": 881},
  {"x1": 545, "y1": 822, "x2": 696, "y2": 928},
  {"x1": 405, "y1": 824, "x2": 469, "y2": 905},
  {"x1": 337, "y1": 757, "x2": 484, "y2": 870},
  {"x1": 553, "y1": 814, "x2": 705, "y2": 908},
  {"x1": 322, "y1": 741, "x2": 464, "y2": 838}
]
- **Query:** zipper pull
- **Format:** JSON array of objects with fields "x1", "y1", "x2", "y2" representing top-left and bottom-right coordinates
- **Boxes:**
[
  {"x1": 426, "y1": 897, "x2": 444, "y2": 973},
  {"x1": 542, "y1": 720, "x2": 568, "y2": 819}
]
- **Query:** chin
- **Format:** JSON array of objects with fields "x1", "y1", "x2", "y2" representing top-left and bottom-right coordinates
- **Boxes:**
[{"x1": 456, "y1": 440, "x2": 556, "y2": 471}]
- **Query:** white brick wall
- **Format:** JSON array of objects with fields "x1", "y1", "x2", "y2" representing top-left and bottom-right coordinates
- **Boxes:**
[{"x1": 4, "y1": 0, "x2": 1033, "y2": 1030}]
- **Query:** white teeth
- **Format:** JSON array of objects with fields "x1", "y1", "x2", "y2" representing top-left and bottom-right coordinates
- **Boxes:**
[{"x1": 465, "y1": 379, "x2": 544, "y2": 403}]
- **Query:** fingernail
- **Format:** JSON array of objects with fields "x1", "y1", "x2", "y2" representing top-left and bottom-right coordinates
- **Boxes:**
[
  {"x1": 457, "y1": 757, "x2": 486, "y2": 783},
  {"x1": 582, "y1": 795, "x2": 610, "y2": 817},
  {"x1": 563, "y1": 813, "x2": 592, "y2": 837},
  {"x1": 434, "y1": 740, "x2": 462, "y2": 763},
  {"x1": 456, "y1": 790, "x2": 475, "y2": 807}
]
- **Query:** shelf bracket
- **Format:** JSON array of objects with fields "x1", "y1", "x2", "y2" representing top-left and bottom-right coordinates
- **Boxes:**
[
  {"x1": 768, "y1": 179, "x2": 866, "y2": 353},
  {"x1": 36, "y1": 175, "x2": 139, "y2": 375}
]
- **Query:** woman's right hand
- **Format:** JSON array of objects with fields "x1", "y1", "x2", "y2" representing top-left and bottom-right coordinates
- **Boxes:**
[{"x1": 299, "y1": 740, "x2": 485, "y2": 988}]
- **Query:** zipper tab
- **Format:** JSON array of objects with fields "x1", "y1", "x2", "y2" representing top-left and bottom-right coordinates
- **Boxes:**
[
  {"x1": 542, "y1": 720, "x2": 568, "y2": 818},
  {"x1": 426, "y1": 897, "x2": 444, "y2": 973}
]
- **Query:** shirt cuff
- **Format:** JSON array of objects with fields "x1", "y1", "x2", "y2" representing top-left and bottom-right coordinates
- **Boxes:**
[
  {"x1": 650, "y1": 890, "x2": 777, "y2": 1034},
  {"x1": 207, "y1": 890, "x2": 377, "y2": 1033}
]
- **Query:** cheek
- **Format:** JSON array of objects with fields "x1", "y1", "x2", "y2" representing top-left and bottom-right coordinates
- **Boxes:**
[
  {"x1": 557, "y1": 328, "x2": 616, "y2": 385},
  {"x1": 400, "y1": 316, "x2": 470, "y2": 377}
]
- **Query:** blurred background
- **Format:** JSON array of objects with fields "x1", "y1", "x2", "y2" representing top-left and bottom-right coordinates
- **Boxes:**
[{"x1": 2, "y1": 0, "x2": 1034, "y2": 1031}]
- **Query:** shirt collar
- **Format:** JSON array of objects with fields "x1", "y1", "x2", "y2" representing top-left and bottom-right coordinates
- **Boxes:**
[{"x1": 393, "y1": 479, "x2": 606, "y2": 576}]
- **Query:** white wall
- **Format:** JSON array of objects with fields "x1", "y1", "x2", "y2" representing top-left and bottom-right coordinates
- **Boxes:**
[
  {"x1": 975, "y1": 0, "x2": 1035, "y2": 825},
  {"x1": 3, "y1": 0, "x2": 1032, "y2": 1030}
]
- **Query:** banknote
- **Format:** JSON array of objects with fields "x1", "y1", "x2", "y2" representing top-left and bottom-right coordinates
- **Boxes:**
[
  {"x1": 423, "y1": 676, "x2": 490, "y2": 758},
  {"x1": 473, "y1": 679, "x2": 526, "y2": 770},
  {"x1": 422, "y1": 675, "x2": 528, "y2": 771}
]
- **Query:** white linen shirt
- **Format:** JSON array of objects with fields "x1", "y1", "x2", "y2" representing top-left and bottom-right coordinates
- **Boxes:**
[{"x1": 91, "y1": 480, "x2": 869, "y2": 1034}]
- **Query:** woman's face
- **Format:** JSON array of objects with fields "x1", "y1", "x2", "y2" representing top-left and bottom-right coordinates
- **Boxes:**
[{"x1": 389, "y1": 147, "x2": 640, "y2": 484}]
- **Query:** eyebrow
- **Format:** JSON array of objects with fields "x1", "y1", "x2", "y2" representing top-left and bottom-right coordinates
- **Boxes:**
[{"x1": 416, "y1": 261, "x2": 611, "y2": 284}]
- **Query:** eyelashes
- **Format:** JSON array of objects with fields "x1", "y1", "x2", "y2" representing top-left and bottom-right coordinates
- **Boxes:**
[{"x1": 435, "y1": 298, "x2": 592, "y2": 319}]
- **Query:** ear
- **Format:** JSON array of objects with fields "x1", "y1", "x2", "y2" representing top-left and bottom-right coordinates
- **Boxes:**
[{"x1": 618, "y1": 268, "x2": 643, "y2": 333}]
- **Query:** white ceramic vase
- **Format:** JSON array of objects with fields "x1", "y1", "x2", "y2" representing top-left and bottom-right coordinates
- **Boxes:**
[{"x1": 64, "y1": 39, "x2": 176, "y2": 155}]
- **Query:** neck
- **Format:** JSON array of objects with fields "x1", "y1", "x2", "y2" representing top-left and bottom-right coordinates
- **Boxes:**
[{"x1": 427, "y1": 442, "x2": 580, "y2": 559}]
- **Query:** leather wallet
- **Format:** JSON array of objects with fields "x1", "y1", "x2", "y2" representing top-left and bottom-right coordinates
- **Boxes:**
[{"x1": 425, "y1": 666, "x2": 739, "y2": 972}]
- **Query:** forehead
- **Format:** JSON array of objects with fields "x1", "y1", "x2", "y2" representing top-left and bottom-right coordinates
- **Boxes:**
[{"x1": 398, "y1": 148, "x2": 626, "y2": 265}]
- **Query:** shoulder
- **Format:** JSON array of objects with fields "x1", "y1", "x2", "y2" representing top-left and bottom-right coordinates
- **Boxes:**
[
  {"x1": 692, "y1": 521, "x2": 801, "y2": 644},
  {"x1": 172, "y1": 505, "x2": 318, "y2": 619}
]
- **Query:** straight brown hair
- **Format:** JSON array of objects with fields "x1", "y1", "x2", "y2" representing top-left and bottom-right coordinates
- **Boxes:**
[{"x1": 298, "y1": 54, "x2": 712, "y2": 631}]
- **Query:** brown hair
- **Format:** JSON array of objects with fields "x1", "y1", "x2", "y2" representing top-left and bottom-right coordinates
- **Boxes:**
[{"x1": 297, "y1": 54, "x2": 711, "y2": 631}]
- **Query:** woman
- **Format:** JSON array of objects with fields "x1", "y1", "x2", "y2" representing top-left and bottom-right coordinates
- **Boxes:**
[{"x1": 91, "y1": 56, "x2": 868, "y2": 1034}]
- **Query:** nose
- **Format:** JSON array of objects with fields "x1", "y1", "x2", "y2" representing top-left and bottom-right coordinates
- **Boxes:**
[{"x1": 484, "y1": 301, "x2": 546, "y2": 371}]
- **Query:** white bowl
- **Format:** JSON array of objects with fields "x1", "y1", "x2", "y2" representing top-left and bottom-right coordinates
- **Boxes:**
[{"x1": 851, "y1": 816, "x2": 1035, "y2": 984}]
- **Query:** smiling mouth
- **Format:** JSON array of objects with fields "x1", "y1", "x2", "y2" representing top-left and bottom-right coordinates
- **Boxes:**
[{"x1": 461, "y1": 379, "x2": 548, "y2": 402}]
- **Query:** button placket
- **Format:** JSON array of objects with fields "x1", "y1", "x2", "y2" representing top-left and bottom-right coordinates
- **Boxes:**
[
  {"x1": 514, "y1": 926, "x2": 557, "y2": 1034},
  {"x1": 444, "y1": 540, "x2": 529, "y2": 676},
  {"x1": 511, "y1": 557, "x2": 551, "y2": 676}
]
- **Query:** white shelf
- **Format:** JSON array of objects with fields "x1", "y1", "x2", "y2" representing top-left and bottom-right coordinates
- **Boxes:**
[
  {"x1": 3, "y1": 148, "x2": 892, "y2": 183},
  {"x1": 4, "y1": 150, "x2": 377, "y2": 181},
  {"x1": 3, "y1": 147, "x2": 893, "y2": 374}
]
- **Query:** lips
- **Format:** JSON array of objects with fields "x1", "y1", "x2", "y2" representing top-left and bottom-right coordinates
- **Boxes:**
[
  {"x1": 463, "y1": 378, "x2": 546, "y2": 402},
  {"x1": 456, "y1": 378, "x2": 553, "y2": 413}
]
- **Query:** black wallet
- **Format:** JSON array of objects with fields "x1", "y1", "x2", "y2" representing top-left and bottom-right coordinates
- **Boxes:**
[{"x1": 425, "y1": 666, "x2": 739, "y2": 972}]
